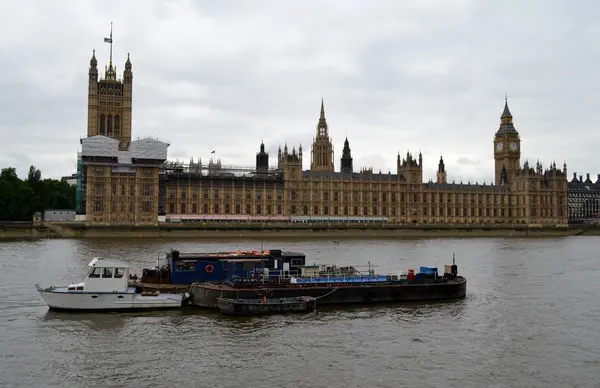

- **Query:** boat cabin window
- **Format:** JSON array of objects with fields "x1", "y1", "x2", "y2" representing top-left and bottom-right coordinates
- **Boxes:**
[
  {"x1": 175, "y1": 261, "x2": 196, "y2": 272},
  {"x1": 264, "y1": 258, "x2": 275, "y2": 269},
  {"x1": 88, "y1": 267, "x2": 102, "y2": 278},
  {"x1": 102, "y1": 268, "x2": 113, "y2": 278},
  {"x1": 114, "y1": 268, "x2": 125, "y2": 278},
  {"x1": 291, "y1": 259, "x2": 304, "y2": 267}
]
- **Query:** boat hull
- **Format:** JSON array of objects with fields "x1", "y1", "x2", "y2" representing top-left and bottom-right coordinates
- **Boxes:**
[
  {"x1": 217, "y1": 296, "x2": 316, "y2": 316},
  {"x1": 191, "y1": 277, "x2": 467, "y2": 309},
  {"x1": 35, "y1": 284, "x2": 183, "y2": 312}
]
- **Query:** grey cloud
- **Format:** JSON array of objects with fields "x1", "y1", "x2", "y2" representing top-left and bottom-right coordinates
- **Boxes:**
[
  {"x1": 456, "y1": 157, "x2": 481, "y2": 166},
  {"x1": 1, "y1": 0, "x2": 600, "y2": 182}
]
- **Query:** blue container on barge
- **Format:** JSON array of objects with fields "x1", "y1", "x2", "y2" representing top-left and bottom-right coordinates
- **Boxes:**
[{"x1": 139, "y1": 248, "x2": 306, "y2": 286}]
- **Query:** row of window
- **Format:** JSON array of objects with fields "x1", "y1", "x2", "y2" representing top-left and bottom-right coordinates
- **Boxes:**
[
  {"x1": 88, "y1": 267, "x2": 125, "y2": 278},
  {"x1": 568, "y1": 199, "x2": 600, "y2": 219},
  {"x1": 166, "y1": 203, "x2": 564, "y2": 218},
  {"x1": 91, "y1": 168, "x2": 155, "y2": 178},
  {"x1": 166, "y1": 187, "x2": 563, "y2": 205},
  {"x1": 92, "y1": 183, "x2": 155, "y2": 197},
  {"x1": 92, "y1": 200, "x2": 153, "y2": 213},
  {"x1": 99, "y1": 114, "x2": 121, "y2": 137}
]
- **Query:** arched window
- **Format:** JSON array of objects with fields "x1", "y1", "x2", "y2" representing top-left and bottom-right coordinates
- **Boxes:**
[
  {"x1": 99, "y1": 114, "x2": 105, "y2": 135},
  {"x1": 114, "y1": 115, "x2": 120, "y2": 136},
  {"x1": 107, "y1": 115, "x2": 113, "y2": 136}
]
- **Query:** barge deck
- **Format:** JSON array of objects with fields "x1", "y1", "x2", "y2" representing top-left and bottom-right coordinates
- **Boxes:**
[{"x1": 189, "y1": 277, "x2": 467, "y2": 309}]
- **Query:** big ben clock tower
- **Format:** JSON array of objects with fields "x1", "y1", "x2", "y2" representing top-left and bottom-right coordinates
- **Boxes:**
[{"x1": 494, "y1": 96, "x2": 521, "y2": 185}]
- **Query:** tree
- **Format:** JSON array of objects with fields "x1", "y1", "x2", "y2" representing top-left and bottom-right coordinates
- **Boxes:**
[
  {"x1": 27, "y1": 165, "x2": 41, "y2": 184},
  {"x1": 0, "y1": 167, "x2": 19, "y2": 182},
  {"x1": 0, "y1": 165, "x2": 76, "y2": 221}
]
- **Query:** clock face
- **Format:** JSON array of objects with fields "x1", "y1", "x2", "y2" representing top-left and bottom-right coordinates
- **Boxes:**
[
  {"x1": 510, "y1": 142, "x2": 518, "y2": 151},
  {"x1": 496, "y1": 142, "x2": 503, "y2": 151}
]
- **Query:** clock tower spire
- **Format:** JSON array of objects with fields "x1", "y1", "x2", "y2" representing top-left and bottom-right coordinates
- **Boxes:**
[{"x1": 493, "y1": 95, "x2": 520, "y2": 185}]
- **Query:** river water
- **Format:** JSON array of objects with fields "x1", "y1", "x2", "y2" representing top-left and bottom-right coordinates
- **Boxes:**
[{"x1": 1, "y1": 236, "x2": 599, "y2": 388}]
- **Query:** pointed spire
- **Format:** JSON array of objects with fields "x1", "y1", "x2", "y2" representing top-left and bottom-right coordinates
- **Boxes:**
[
  {"x1": 90, "y1": 49, "x2": 97, "y2": 67},
  {"x1": 501, "y1": 94, "x2": 513, "y2": 119},
  {"x1": 340, "y1": 136, "x2": 353, "y2": 173},
  {"x1": 316, "y1": 98, "x2": 328, "y2": 137},
  {"x1": 496, "y1": 94, "x2": 517, "y2": 135},
  {"x1": 125, "y1": 52, "x2": 132, "y2": 70},
  {"x1": 438, "y1": 155, "x2": 445, "y2": 173}
]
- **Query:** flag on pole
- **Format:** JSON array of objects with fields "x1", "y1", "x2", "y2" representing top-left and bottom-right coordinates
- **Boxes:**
[
  {"x1": 104, "y1": 37, "x2": 112, "y2": 43},
  {"x1": 210, "y1": 150, "x2": 215, "y2": 154}
]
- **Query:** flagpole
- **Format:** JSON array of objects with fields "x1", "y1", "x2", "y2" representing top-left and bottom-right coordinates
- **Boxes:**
[{"x1": 109, "y1": 22, "x2": 113, "y2": 65}]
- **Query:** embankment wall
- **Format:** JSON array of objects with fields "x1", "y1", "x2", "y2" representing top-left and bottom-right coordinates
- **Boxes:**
[{"x1": 2, "y1": 222, "x2": 599, "y2": 240}]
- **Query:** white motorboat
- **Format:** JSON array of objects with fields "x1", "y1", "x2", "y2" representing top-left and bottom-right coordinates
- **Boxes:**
[{"x1": 34, "y1": 257, "x2": 183, "y2": 311}]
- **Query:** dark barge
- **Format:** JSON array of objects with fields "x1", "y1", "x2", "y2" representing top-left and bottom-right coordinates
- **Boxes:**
[
  {"x1": 188, "y1": 256, "x2": 466, "y2": 309},
  {"x1": 190, "y1": 276, "x2": 466, "y2": 308},
  {"x1": 136, "y1": 248, "x2": 466, "y2": 309}
]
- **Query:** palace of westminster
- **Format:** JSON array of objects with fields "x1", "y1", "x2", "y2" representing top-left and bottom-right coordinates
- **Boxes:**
[{"x1": 76, "y1": 41, "x2": 585, "y2": 227}]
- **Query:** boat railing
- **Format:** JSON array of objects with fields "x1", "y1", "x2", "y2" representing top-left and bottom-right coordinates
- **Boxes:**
[
  {"x1": 227, "y1": 267, "x2": 450, "y2": 286},
  {"x1": 228, "y1": 269, "x2": 302, "y2": 286},
  {"x1": 228, "y1": 269, "x2": 414, "y2": 286},
  {"x1": 291, "y1": 274, "x2": 393, "y2": 284}
]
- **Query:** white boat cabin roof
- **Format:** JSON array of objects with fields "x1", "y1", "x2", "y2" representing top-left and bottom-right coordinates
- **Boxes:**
[{"x1": 87, "y1": 257, "x2": 131, "y2": 269}]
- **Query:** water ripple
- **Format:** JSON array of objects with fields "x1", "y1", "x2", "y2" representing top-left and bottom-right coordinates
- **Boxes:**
[{"x1": 1, "y1": 237, "x2": 600, "y2": 387}]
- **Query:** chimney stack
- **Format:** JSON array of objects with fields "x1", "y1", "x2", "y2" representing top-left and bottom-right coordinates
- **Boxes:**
[
  {"x1": 579, "y1": 175, "x2": 583, "y2": 182},
  {"x1": 573, "y1": 172, "x2": 577, "y2": 180}
]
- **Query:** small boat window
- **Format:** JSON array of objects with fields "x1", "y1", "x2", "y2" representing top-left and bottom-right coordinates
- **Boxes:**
[
  {"x1": 102, "y1": 268, "x2": 113, "y2": 278},
  {"x1": 175, "y1": 261, "x2": 196, "y2": 272},
  {"x1": 88, "y1": 267, "x2": 102, "y2": 278},
  {"x1": 114, "y1": 268, "x2": 125, "y2": 278}
]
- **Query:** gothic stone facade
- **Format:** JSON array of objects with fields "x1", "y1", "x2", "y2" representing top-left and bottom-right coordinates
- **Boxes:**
[
  {"x1": 163, "y1": 100, "x2": 568, "y2": 226},
  {"x1": 79, "y1": 136, "x2": 168, "y2": 224},
  {"x1": 77, "y1": 49, "x2": 168, "y2": 225},
  {"x1": 567, "y1": 172, "x2": 600, "y2": 221},
  {"x1": 87, "y1": 50, "x2": 132, "y2": 150}
]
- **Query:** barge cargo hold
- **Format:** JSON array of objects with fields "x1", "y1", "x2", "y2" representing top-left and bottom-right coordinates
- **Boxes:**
[{"x1": 189, "y1": 277, "x2": 466, "y2": 309}]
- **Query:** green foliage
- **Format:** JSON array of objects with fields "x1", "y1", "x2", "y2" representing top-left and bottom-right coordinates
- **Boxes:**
[{"x1": 0, "y1": 165, "x2": 76, "y2": 221}]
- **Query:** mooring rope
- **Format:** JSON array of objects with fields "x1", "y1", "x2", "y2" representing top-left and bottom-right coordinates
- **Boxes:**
[{"x1": 316, "y1": 287, "x2": 338, "y2": 299}]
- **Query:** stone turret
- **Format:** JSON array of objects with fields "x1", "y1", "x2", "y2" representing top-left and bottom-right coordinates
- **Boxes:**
[{"x1": 340, "y1": 137, "x2": 353, "y2": 174}]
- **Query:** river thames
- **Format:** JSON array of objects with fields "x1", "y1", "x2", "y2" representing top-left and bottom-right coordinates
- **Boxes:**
[{"x1": 1, "y1": 236, "x2": 599, "y2": 388}]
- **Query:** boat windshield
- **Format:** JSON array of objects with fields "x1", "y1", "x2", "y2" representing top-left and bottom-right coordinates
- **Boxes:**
[
  {"x1": 87, "y1": 267, "x2": 102, "y2": 278},
  {"x1": 86, "y1": 267, "x2": 126, "y2": 279}
]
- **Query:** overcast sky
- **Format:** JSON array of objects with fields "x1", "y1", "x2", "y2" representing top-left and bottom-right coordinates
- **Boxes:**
[{"x1": 1, "y1": 0, "x2": 599, "y2": 184}]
